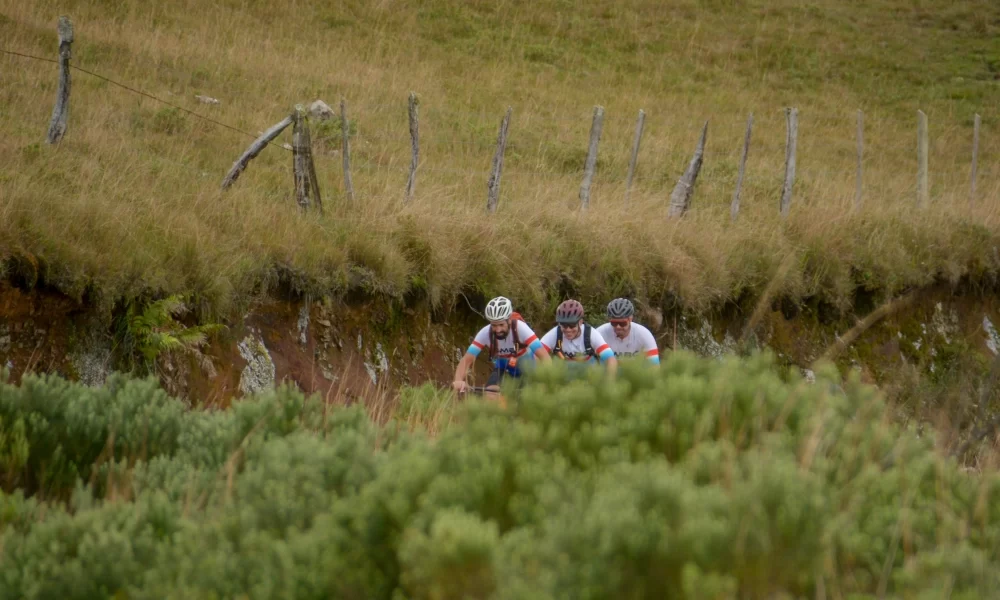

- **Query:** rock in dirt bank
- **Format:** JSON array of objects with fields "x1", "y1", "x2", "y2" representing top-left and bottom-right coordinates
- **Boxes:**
[
  {"x1": 1, "y1": 282, "x2": 1000, "y2": 410},
  {"x1": 0, "y1": 285, "x2": 484, "y2": 406},
  {"x1": 236, "y1": 331, "x2": 275, "y2": 395}
]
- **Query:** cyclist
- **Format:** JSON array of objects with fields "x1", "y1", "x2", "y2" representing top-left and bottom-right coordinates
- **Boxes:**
[
  {"x1": 540, "y1": 299, "x2": 617, "y2": 376},
  {"x1": 596, "y1": 298, "x2": 660, "y2": 365},
  {"x1": 452, "y1": 296, "x2": 550, "y2": 395}
]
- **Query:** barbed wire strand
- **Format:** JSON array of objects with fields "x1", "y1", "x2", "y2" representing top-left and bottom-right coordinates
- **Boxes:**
[
  {"x1": 2, "y1": 48, "x2": 292, "y2": 152},
  {"x1": 2, "y1": 48, "x2": 853, "y2": 152},
  {"x1": 4, "y1": 48, "x2": 989, "y2": 193}
]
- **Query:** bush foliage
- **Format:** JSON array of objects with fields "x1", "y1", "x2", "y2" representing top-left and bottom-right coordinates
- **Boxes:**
[{"x1": 1, "y1": 352, "x2": 998, "y2": 599}]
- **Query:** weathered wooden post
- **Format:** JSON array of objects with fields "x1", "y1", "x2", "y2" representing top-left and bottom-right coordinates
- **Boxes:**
[
  {"x1": 731, "y1": 113, "x2": 753, "y2": 222},
  {"x1": 917, "y1": 109, "x2": 929, "y2": 207},
  {"x1": 404, "y1": 92, "x2": 419, "y2": 203},
  {"x1": 624, "y1": 109, "x2": 646, "y2": 205},
  {"x1": 668, "y1": 120, "x2": 708, "y2": 218},
  {"x1": 46, "y1": 16, "x2": 73, "y2": 144},
  {"x1": 970, "y1": 113, "x2": 980, "y2": 207},
  {"x1": 579, "y1": 105, "x2": 604, "y2": 210},
  {"x1": 292, "y1": 105, "x2": 322, "y2": 213},
  {"x1": 855, "y1": 109, "x2": 864, "y2": 210},
  {"x1": 780, "y1": 107, "x2": 798, "y2": 218},
  {"x1": 486, "y1": 107, "x2": 512, "y2": 214},
  {"x1": 341, "y1": 98, "x2": 354, "y2": 202},
  {"x1": 221, "y1": 115, "x2": 294, "y2": 190}
]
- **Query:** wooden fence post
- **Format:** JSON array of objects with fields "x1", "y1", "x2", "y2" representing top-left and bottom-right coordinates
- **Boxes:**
[
  {"x1": 46, "y1": 16, "x2": 73, "y2": 144},
  {"x1": 404, "y1": 92, "x2": 419, "y2": 203},
  {"x1": 780, "y1": 107, "x2": 798, "y2": 218},
  {"x1": 970, "y1": 113, "x2": 980, "y2": 207},
  {"x1": 341, "y1": 98, "x2": 354, "y2": 202},
  {"x1": 917, "y1": 109, "x2": 929, "y2": 207},
  {"x1": 579, "y1": 105, "x2": 604, "y2": 210},
  {"x1": 668, "y1": 120, "x2": 708, "y2": 218},
  {"x1": 292, "y1": 105, "x2": 322, "y2": 213},
  {"x1": 624, "y1": 109, "x2": 645, "y2": 205},
  {"x1": 731, "y1": 113, "x2": 753, "y2": 222},
  {"x1": 221, "y1": 115, "x2": 294, "y2": 190},
  {"x1": 855, "y1": 109, "x2": 864, "y2": 210},
  {"x1": 487, "y1": 107, "x2": 512, "y2": 214}
]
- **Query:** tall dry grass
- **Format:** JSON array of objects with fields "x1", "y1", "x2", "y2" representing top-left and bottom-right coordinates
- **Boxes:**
[{"x1": 0, "y1": 0, "x2": 998, "y2": 319}]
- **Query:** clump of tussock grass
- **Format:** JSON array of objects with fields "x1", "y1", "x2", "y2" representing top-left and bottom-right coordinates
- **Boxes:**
[{"x1": 0, "y1": 0, "x2": 997, "y2": 320}]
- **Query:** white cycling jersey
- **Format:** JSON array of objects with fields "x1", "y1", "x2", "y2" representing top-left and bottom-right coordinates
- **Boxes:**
[
  {"x1": 540, "y1": 325, "x2": 615, "y2": 363},
  {"x1": 595, "y1": 322, "x2": 660, "y2": 363},
  {"x1": 467, "y1": 319, "x2": 540, "y2": 360}
]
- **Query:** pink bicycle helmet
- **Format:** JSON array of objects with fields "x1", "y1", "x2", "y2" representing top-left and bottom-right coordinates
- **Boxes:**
[{"x1": 555, "y1": 299, "x2": 585, "y2": 324}]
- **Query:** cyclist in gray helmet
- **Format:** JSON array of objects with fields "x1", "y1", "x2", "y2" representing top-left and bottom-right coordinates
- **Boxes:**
[{"x1": 596, "y1": 298, "x2": 660, "y2": 364}]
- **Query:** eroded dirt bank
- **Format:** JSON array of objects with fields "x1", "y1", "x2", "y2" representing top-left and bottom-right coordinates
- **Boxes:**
[{"x1": 1, "y1": 281, "x2": 1000, "y2": 410}]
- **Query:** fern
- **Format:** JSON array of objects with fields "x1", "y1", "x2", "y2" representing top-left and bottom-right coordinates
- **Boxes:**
[{"x1": 122, "y1": 295, "x2": 227, "y2": 371}]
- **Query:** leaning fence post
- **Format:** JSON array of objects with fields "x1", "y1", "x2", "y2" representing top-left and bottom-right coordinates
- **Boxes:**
[
  {"x1": 46, "y1": 16, "x2": 73, "y2": 144},
  {"x1": 404, "y1": 92, "x2": 419, "y2": 203},
  {"x1": 486, "y1": 107, "x2": 512, "y2": 214},
  {"x1": 624, "y1": 109, "x2": 646, "y2": 205},
  {"x1": 780, "y1": 107, "x2": 798, "y2": 218},
  {"x1": 970, "y1": 113, "x2": 980, "y2": 207},
  {"x1": 855, "y1": 109, "x2": 864, "y2": 211},
  {"x1": 731, "y1": 113, "x2": 753, "y2": 222},
  {"x1": 341, "y1": 98, "x2": 354, "y2": 202},
  {"x1": 668, "y1": 121, "x2": 708, "y2": 218},
  {"x1": 292, "y1": 105, "x2": 322, "y2": 213},
  {"x1": 917, "y1": 109, "x2": 929, "y2": 207},
  {"x1": 221, "y1": 115, "x2": 293, "y2": 190},
  {"x1": 579, "y1": 105, "x2": 604, "y2": 210}
]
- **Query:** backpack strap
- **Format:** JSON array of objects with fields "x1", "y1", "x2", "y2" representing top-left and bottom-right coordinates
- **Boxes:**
[
  {"x1": 583, "y1": 324, "x2": 595, "y2": 358},
  {"x1": 554, "y1": 326, "x2": 564, "y2": 358},
  {"x1": 511, "y1": 316, "x2": 522, "y2": 356}
]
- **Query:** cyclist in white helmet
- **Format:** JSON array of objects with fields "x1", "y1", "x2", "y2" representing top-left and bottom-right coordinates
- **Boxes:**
[
  {"x1": 596, "y1": 298, "x2": 660, "y2": 364},
  {"x1": 452, "y1": 296, "x2": 550, "y2": 395}
]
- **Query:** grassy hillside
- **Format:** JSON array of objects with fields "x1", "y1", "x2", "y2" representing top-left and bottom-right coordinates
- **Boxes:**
[{"x1": 1, "y1": 0, "x2": 999, "y2": 319}]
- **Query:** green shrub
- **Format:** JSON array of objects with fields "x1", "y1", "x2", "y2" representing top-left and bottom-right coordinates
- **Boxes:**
[{"x1": 0, "y1": 351, "x2": 998, "y2": 598}]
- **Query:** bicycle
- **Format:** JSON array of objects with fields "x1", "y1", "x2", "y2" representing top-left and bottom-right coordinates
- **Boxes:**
[{"x1": 455, "y1": 384, "x2": 508, "y2": 409}]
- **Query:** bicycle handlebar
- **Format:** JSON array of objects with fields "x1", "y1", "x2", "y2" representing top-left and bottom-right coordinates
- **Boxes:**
[{"x1": 461, "y1": 386, "x2": 494, "y2": 393}]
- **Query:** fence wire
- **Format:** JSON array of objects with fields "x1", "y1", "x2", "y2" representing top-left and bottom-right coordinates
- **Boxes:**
[{"x1": 3, "y1": 45, "x2": 992, "y2": 208}]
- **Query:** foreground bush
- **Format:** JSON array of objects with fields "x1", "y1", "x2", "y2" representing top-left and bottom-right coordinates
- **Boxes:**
[{"x1": 0, "y1": 352, "x2": 998, "y2": 599}]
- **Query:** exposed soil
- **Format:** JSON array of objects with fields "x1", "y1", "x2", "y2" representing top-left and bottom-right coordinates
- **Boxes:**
[
  {"x1": 0, "y1": 283, "x2": 96, "y2": 383},
  {"x1": 1, "y1": 280, "x2": 999, "y2": 411}
]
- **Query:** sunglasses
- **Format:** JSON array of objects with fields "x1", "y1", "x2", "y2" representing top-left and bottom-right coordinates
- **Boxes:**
[
  {"x1": 558, "y1": 322, "x2": 580, "y2": 329},
  {"x1": 610, "y1": 320, "x2": 630, "y2": 328}
]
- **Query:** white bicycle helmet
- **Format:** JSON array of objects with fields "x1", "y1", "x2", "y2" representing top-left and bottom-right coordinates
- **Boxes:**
[{"x1": 484, "y1": 296, "x2": 513, "y2": 322}]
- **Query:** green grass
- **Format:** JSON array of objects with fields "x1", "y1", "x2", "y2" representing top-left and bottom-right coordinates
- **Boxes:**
[{"x1": 0, "y1": 0, "x2": 998, "y2": 320}]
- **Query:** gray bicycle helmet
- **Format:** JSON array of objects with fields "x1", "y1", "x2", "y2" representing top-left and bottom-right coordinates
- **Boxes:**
[{"x1": 606, "y1": 298, "x2": 635, "y2": 319}]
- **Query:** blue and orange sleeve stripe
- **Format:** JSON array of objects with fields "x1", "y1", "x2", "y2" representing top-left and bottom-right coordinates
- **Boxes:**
[
  {"x1": 646, "y1": 348, "x2": 660, "y2": 364},
  {"x1": 467, "y1": 340, "x2": 485, "y2": 357},
  {"x1": 596, "y1": 343, "x2": 614, "y2": 362},
  {"x1": 524, "y1": 334, "x2": 542, "y2": 353}
]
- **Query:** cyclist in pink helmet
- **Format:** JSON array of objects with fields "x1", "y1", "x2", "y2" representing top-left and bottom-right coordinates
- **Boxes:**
[{"x1": 540, "y1": 299, "x2": 617, "y2": 376}]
